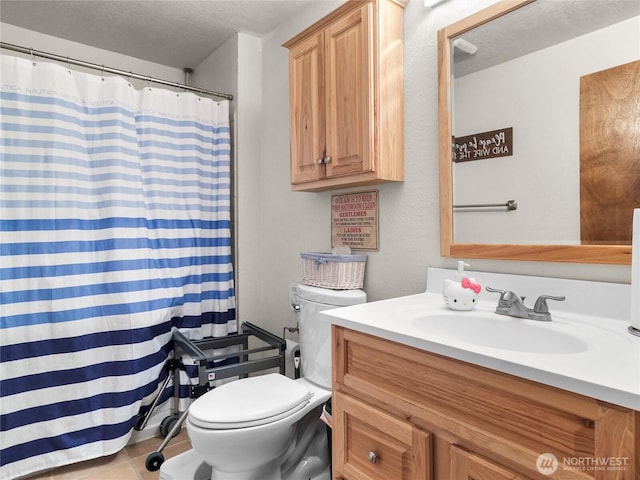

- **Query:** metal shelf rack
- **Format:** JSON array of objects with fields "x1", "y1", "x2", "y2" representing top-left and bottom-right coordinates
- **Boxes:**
[{"x1": 138, "y1": 321, "x2": 286, "y2": 471}]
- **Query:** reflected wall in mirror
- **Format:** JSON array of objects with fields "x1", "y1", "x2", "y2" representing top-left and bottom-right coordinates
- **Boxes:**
[{"x1": 438, "y1": 0, "x2": 640, "y2": 264}]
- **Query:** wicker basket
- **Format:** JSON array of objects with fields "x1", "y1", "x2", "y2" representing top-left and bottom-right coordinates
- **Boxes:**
[{"x1": 301, "y1": 252, "x2": 367, "y2": 290}]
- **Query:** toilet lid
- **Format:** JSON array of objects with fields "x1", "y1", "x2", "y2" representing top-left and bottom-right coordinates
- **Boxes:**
[{"x1": 188, "y1": 373, "x2": 311, "y2": 429}]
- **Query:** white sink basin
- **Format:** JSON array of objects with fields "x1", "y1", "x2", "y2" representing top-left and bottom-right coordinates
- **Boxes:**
[
  {"x1": 322, "y1": 268, "x2": 640, "y2": 410},
  {"x1": 411, "y1": 311, "x2": 589, "y2": 354}
]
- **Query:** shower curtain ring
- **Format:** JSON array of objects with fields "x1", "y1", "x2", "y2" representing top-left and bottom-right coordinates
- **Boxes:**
[
  {"x1": 30, "y1": 48, "x2": 36, "y2": 66},
  {"x1": 101, "y1": 65, "x2": 105, "y2": 81},
  {"x1": 66, "y1": 56, "x2": 71, "y2": 73}
]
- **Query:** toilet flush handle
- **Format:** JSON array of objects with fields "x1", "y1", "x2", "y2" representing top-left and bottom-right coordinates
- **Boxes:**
[{"x1": 291, "y1": 303, "x2": 300, "y2": 312}]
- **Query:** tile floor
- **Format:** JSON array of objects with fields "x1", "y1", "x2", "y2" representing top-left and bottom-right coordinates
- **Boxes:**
[{"x1": 26, "y1": 429, "x2": 192, "y2": 480}]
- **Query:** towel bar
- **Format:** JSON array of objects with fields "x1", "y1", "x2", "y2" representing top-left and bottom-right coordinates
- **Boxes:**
[{"x1": 453, "y1": 200, "x2": 517, "y2": 211}]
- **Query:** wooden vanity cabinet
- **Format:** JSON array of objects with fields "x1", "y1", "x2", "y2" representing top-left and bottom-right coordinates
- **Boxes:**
[
  {"x1": 332, "y1": 326, "x2": 639, "y2": 480},
  {"x1": 333, "y1": 391, "x2": 432, "y2": 480},
  {"x1": 283, "y1": 0, "x2": 405, "y2": 192}
]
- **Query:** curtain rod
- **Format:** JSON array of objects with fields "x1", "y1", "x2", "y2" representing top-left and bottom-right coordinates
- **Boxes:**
[{"x1": 0, "y1": 41, "x2": 234, "y2": 101}]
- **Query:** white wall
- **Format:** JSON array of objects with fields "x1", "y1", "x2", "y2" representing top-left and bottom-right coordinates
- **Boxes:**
[
  {"x1": 196, "y1": 32, "x2": 267, "y2": 326},
  {"x1": 453, "y1": 16, "x2": 640, "y2": 244},
  {"x1": 193, "y1": 33, "x2": 239, "y2": 101}
]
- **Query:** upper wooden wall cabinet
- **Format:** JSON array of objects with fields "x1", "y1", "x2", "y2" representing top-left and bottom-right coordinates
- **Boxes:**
[{"x1": 284, "y1": 0, "x2": 406, "y2": 192}]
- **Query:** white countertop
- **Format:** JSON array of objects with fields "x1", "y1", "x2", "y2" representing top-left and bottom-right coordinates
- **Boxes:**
[{"x1": 322, "y1": 268, "x2": 640, "y2": 411}]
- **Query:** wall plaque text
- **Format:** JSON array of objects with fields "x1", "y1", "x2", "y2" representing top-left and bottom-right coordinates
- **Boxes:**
[
  {"x1": 453, "y1": 127, "x2": 513, "y2": 162},
  {"x1": 331, "y1": 191, "x2": 378, "y2": 251}
]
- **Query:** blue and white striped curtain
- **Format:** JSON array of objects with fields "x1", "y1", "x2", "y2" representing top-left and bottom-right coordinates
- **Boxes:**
[{"x1": 0, "y1": 54, "x2": 236, "y2": 479}]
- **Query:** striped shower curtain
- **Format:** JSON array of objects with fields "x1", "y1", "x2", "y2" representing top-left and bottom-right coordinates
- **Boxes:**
[{"x1": 0, "y1": 55, "x2": 236, "y2": 479}]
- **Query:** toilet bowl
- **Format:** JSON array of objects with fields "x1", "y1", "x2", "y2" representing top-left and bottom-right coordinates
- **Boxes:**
[
  {"x1": 160, "y1": 283, "x2": 366, "y2": 480},
  {"x1": 186, "y1": 373, "x2": 330, "y2": 480}
]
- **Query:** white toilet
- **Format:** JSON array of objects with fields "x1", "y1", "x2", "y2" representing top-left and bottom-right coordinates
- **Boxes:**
[{"x1": 159, "y1": 283, "x2": 366, "y2": 480}]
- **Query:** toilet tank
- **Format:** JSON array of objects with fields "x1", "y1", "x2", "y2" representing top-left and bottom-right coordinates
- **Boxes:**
[{"x1": 289, "y1": 283, "x2": 366, "y2": 389}]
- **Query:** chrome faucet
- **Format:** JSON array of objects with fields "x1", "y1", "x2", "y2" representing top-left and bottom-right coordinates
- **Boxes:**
[{"x1": 486, "y1": 287, "x2": 565, "y2": 321}]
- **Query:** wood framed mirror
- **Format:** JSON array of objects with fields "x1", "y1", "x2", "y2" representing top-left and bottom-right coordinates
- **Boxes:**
[{"x1": 438, "y1": 0, "x2": 639, "y2": 265}]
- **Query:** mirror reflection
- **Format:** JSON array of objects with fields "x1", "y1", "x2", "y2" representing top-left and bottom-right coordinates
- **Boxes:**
[{"x1": 449, "y1": 0, "x2": 640, "y2": 248}]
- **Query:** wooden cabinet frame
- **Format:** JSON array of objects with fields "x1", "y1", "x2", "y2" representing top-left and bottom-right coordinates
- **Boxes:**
[
  {"x1": 284, "y1": 0, "x2": 405, "y2": 192},
  {"x1": 332, "y1": 326, "x2": 640, "y2": 480}
]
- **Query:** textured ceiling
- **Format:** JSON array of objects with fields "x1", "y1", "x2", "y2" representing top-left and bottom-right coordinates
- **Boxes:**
[
  {"x1": 0, "y1": 0, "x2": 316, "y2": 69},
  {"x1": 454, "y1": 0, "x2": 640, "y2": 77},
  {"x1": 2, "y1": 0, "x2": 638, "y2": 74}
]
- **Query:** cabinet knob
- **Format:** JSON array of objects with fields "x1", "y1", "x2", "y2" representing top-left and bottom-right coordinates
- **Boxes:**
[
  {"x1": 316, "y1": 158, "x2": 324, "y2": 165},
  {"x1": 367, "y1": 451, "x2": 378, "y2": 464},
  {"x1": 323, "y1": 155, "x2": 331, "y2": 164}
]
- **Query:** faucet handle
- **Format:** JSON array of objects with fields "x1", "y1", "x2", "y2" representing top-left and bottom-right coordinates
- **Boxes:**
[
  {"x1": 486, "y1": 287, "x2": 523, "y2": 303},
  {"x1": 533, "y1": 295, "x2": 566, "y2": 313},
  {"x1": 485, "y1": 286, "x2": 507, "y2": 299}
]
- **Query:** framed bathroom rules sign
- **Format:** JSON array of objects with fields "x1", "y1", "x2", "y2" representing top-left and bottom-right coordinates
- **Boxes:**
[{"x1": 331, "y1": 191, "x2": 379, "y2": 251}]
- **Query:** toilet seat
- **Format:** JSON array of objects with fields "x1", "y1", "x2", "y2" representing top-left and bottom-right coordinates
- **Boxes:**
[{"x1": 188, "y1": 373, "x2": 312, "y2": 429}]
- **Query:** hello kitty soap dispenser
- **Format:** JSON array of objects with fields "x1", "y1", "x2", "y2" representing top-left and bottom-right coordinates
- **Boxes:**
[{"x1": 443, "y1": 261, "x2": 481, "y2": 311}]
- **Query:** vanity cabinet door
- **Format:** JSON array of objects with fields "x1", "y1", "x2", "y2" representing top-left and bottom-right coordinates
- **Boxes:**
[
  {"x1": 333, "y1": 391, "x2": 432, "y2": 480},
  {"x1": 450, "y1": 446, "x2": 533, "y2": 480}
]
